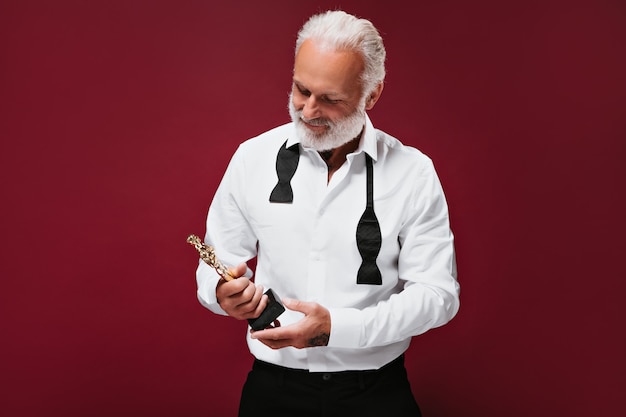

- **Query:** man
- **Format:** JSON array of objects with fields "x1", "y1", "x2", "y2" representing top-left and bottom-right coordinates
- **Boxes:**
[{"x1": 195, "y1": 10, "x2": 460, "y2": 417}]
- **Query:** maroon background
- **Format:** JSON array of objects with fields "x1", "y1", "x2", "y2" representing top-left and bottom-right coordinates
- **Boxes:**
[{"x1": 1, "y1": 1, "x2": 625, "y2": 416}]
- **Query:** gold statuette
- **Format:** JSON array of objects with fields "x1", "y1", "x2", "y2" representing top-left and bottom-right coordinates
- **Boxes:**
[{"x1": 186, "y1": 234, "x2": 234, "y2": 280}]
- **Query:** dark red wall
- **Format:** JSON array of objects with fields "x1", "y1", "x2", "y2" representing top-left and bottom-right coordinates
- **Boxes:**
[{"x1": 1, "y1": 1, "x2": 624, "y2": 416}]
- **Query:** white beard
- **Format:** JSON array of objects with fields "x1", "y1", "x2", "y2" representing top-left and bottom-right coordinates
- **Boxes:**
[{"x1": 288, "y1": 92, "x2": 366, "y2": 152}]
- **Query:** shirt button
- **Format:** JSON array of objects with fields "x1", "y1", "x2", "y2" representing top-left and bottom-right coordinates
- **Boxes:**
[{"x1": 322, "y1": 373, "x2": 332, "y2": 381}]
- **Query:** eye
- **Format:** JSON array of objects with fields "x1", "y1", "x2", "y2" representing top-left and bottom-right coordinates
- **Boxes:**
[
  {"x1": 295, "y1": 85, "x2": 311, "y2": 97},
  {"x1": 322, "y1": 96, "x2": 341, "y2": 105}
]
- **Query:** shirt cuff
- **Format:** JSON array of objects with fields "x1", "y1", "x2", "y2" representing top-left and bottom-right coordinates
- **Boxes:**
[
  {"x1": 196, "y1": 261, "x2": 228, "y2": 316},
  {"x1": 327, "y1": 307, "x2": 363, "y2": 348}
]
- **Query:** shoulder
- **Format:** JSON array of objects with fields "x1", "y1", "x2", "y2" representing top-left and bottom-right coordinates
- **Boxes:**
[
  {"x1": 372, "y1": 129, "x2": 449, "y2": 213},
  {"x1": 374, "y1": 129, "x2": 435, "y2": 176}
]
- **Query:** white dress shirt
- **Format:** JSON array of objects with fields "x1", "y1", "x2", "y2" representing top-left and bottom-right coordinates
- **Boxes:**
[{"x1": 196, "y1": 115, "x2": 460, "y2": 372}]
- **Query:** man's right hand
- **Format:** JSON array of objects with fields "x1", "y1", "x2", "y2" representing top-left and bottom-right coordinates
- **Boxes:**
[{"x1": 216, "y1": 263, "x2": 268, "y2": 321}]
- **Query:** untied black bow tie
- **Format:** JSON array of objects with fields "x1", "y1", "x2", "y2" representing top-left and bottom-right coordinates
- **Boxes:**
[
  {"x1": 269, "y1": 140, "x2": 300, "y2": 203},
  {"x1": 269, "y1": 140, "x2": 382, "y2": 285}
]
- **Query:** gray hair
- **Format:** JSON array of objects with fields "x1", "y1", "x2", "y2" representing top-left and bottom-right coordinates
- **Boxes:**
[{"x1": 295, "y1": 10, "x2": 386, "y2": 97}]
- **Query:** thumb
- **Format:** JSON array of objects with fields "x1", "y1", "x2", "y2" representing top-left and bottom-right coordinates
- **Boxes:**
[
  {"x1": 282, "y1": 298, "x2": 312, "y2": 314},
  {"x1": 227, "y1": 262, "x2": 247, "y2": 279}
]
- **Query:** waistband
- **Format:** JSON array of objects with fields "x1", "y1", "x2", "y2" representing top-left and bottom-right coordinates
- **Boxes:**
[{"x1": 252, "y1": 354, "x2": 405, "y2": 382}]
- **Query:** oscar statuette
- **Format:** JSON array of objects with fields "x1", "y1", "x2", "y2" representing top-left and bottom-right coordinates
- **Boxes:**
[{"x1": 187, "y1": 234, "x2": 285, "y2": 330}]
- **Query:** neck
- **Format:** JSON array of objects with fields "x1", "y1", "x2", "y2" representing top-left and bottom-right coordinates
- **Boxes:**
[{"x1": 319, "y1": 130, "x2": 363, "y2": 181}]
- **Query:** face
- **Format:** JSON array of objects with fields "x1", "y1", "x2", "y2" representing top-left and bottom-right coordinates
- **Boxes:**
[{"x1": 289, "y1": 40, "x2": 373, "y2": 152}]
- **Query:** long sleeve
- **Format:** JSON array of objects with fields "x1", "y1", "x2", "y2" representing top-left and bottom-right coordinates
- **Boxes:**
[
  {"x1": 195, "y1": 146, "x2": 257, "y2": 315},
  {"x1": 328, "y1": 158, "x2": 460, "y2": 348}
]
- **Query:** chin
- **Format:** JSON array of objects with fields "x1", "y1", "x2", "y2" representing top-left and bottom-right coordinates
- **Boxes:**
[{"x1": 296, "y1": 124, "x2": 347, "y2": 151}]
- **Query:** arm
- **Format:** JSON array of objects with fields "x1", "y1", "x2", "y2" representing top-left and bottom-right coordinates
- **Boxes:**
[
  {"x1": 329, "y1": 160, "x2": 460, "y2": 349},
  {"x1": 195, "y1": 146, "x2": 264, "y2": 319}
]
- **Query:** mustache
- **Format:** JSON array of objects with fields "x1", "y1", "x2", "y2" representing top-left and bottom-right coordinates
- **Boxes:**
[{"x1": 297, "y1": 114, "x2": 331, "y2": 127}]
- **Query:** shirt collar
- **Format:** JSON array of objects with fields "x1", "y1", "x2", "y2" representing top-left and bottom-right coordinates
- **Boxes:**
[{"x1": 359, "y1": 114, "x2": 378, "y2": 162}]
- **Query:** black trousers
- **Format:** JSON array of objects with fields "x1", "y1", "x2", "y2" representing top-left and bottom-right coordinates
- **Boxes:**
[{"x1": 238, "y1": 355, "x2": 422, "y2": 417}]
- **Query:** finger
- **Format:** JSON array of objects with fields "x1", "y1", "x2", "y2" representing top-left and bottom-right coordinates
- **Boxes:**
[
  {"x1": 220, "y1": 277, "x2": 250, "y2": 297},
  {"x1": 235, "y1": 281, "x2": 261, "y2": 304},
  {"x1": 250, "y1": 325, "x2": 291, "y2": 341},
  {"x1": 237, "y1": 285, "x2": 266, "y2": 317},
  {"x1": 217, "y1": 279, "x2": 250, "y2": 311},
  {"x1": 232, "y1": 284, "x2": 263, "y2": 316},
  {"x1": 251, "y1": 324, "x2": 310, "y2": 349},
  {"x1": 259, "y1": 339, "x2": 292, "y2": 350},
  {"x1": 250, "y1": 292, "x2": 269, "y2": 318}
]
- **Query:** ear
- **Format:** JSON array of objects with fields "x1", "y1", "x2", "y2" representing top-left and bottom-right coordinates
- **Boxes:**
[{"x1": 365, "y1": 82, "x2": 384, "y2": 110}]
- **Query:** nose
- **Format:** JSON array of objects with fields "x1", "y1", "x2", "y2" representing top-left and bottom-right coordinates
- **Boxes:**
[{"x1": 301, "y1": 95, "x2": 320, "y2": 120}]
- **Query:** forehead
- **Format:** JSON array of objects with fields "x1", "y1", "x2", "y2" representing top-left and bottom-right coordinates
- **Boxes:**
[{"x1": 293, "y1": 39, "x2": 364, "y2": 97}]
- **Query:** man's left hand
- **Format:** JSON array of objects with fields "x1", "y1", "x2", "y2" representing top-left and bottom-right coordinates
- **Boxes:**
[{"x1": 250, "y1": 298, "x2": 330, "y2": 349}]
